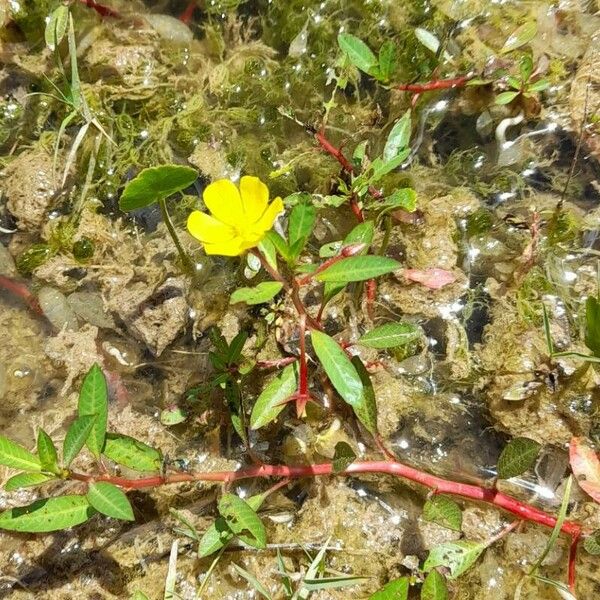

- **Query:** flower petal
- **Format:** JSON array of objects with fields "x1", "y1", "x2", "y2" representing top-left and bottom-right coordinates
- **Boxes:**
[
  {"x1": 203, "y1": 238, "x2": 245, "y2": 256},
  {"x1": 187, "y1": 210, "x2": 235, "y2": 244},
  {"x1": 203, "y1": 179, "x2": 244, "y2": 226},
  {"x1": 240, "y1": 176, "x2": 269, "y2": 223},
  {"x1": 254, "y1": 197, "x2": 284, "y2": 232}
]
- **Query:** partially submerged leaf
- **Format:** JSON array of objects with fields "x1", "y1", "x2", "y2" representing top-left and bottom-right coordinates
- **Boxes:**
[
  {"x1": 332, "y1": 441, "x2": 356, "y2": 473},
  {"x1": 337, "y1": 33, "x2": 377, "y2": 75},
  {"x1": 37, "y1": 430, "x2": 59, "y2": 474},
  {"x1": 102, "y1": 433, "x2": 162, "y2": 473},
  {"x1": 497, "y1": 437, "x2": 541, "y2": 479},
  {"x1": 0, "y1": 495, "x2": 95, "y2": 532},
  {"x1": 423, "y1": 540, "x2": 486, "y2": 579},
  {"x1": 119, "y1": 165, "x2": 198, "y2": 211},
  {"x1": 359, "y1": 322, "x2": 420, "y2": 349},
  {"x1": 45, "y1": 4, "x2": 69, "y2": 50},
  {"x1": 230, "y1": 282, "x2": 284, "y2": 306},
  {"x1": 569, "y1": 437, "x2": 600, "y2": 503},
  {"x1": 350, "y1": 355, "x2": 378, "y2": 434},
  {"x1": 250, "y1": 363, "x2": 298, "y2": 429},
  {"x1": 585, "y1": 296, "x2": 600, "y2": 356},
  {"x1": 501, "y1": 22, "x2": 537, "y2": 53},
  {"x1": 423, "y1": 496, "x2": 462, "y2": 532},
  {"x1": 383, "y1": 111, "x2": 411, "y2": 161}
]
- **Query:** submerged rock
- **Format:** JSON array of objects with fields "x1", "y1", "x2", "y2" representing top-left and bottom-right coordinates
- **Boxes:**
[{"x1": 2, "y1": 148, "x2": 59, "y2": 231}]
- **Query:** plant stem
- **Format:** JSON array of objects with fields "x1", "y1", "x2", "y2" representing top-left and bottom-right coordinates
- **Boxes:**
[
  {"x1": 70, "y1": 460, "x2": 582, "y2": 537},
  {"x1": 394, "y1": 75, "x2": 472, "y2": 93},
  {"x1": 158, "y1": 197, "x2": 195, "y2": 274}
]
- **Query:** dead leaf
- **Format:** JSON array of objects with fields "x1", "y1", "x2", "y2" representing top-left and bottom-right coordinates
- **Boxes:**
[
  {"x1": 403, "y1": 268, "x2": 456, "y2": 290},
  {"x1": 569, "y1": 437, "x2": 600, "y2": 504}
]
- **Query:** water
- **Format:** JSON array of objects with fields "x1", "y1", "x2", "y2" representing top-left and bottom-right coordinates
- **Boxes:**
[{"x1": 1, "y1": 0, "x2": 600, "y2": 598}]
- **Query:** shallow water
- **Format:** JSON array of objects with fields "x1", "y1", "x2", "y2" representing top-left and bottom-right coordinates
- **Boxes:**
[{"x1": 1, "y1": 0, "x2": 600, "y2": 598}]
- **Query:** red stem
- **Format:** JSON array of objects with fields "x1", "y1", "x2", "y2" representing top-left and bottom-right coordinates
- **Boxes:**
[
  {"x1": 179, "y1": 0, "x2": 196, "y2": 23},
  {"x1": 295, "y1": 243, "x2": 365, "y2": 286},
  {"x1": 78, "y1": 0, "x2": 121, "y2": 18},
  {"x1": 395, "y1": 75, "x2": 471, "y2": 93},
  {"x1": 0, "y1": 275, "x2": 43, "y2": 315},
  {"x1": 70, "y1": 460, "x2": 582, "y2": 537},
  {"x1": 568, "y1": 532, "x2": 580, "y2": 592}
]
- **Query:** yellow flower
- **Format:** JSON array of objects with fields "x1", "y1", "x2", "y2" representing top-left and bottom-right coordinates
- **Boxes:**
[{"x1": 187, "y1": 176, "x2": 283, "y2": 256}]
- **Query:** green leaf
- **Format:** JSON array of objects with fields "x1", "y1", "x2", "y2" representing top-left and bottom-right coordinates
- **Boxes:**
[
  {"x1": 585, "y1": 296, "x2": 600, "y2": 356},
  {"x1": 495, "y1": 91, "x2": 520, "y2": 105},
  {"x1": 302, "y1": 576, "x2": 369, "y2": 592},
  {"x1": 379, "y1": 189, "x2": 417, "y2": 214},
  {"x1": 370, "y1": 153, "x2": 409, "y2": 182},
  {"x1": 369, "y1": 576, "x2": 409, "y2": 600},
  {"x1": 377, "y1": 40, "x2": 397, "y2": 82},
  {"x1": 527, "y1": 79, "x2": 550, "y2": 93},
  {"x1": 230, "y1": 282, "x2": 284, "y2": 306},
  {"x1": 160, "y1": 406, "x2": 187, "y2": 426},
  {"x1": 519, "y1": 55, "x2": 534, "y2": 82},
  {"x1": 311, "y1": 330, "x2": 364, "y2": 408},
  {"x1": 497, "y1": 437, "x2": 541, "y2": 479},
  {"x1": 0, "y1": 495, "x2": 95, "y2": 532},
  {"x1": 87, "y1": 482, "x2": 135, "y2": 521},
  {"x1": 257, "y1": 237, "x2": 277, "y2": 270},
  {"x1": 332, "y1": 441, "x2": 356, "y2": 473},
  {"x1": 338, "y1": 33, "x2": 378, "y2": 75},
  {"x1": 63, "y1": 415, "x2": 97, "y2": 468},
  {"x1": 414, "y1": 27, "x2": 441, "y2": 54},
  {"x1": 227, "y1": 331, "x2": 248, "y2": 364},
  {"x1": 102, "y1": 433, "x2": 162, "y2": 473},
  {"x1": 263, "y1": 231, "x2": 291, "y2": 262},
  {"x1": 45, "y1": 4, "x2": 69, "y2": 50},
  {"x1": 424, "y1": 540, "x2": 486, "y2": 579},
  {"x1": 232, "y1": 564, "x2": 273, "y2": 600},
  {"x1": 421, "y1": 570, "x2": 448, "y2": 600},
  {"x1": 423, "y1": 496, "x2": 462, "y2": 532},
  {"x1": 316, "y1": 256, "x2": 401, "y2": 283},
  {"x1": 359, "y1": 322, "x2": 420, "y2": 349},
  {"x1": 384, "y1": 111, "x2": 411, "y2": 161},
  {"x1": 501, "y1": 22, "x2": 537, "y2": 53},
  {"x1": 131, "y1": 592, "x2": 150, "y2": 600},
  {"x1": 37, "y1": 430, "x2": 59, "y2": 474},
  {"x1": 351, "y1": 356, "x2": 378, "y2": 434},
  {"x1": 78, "y1": 364, "x2": 108, "y2": 458},
  {"x1": 0, "y1": 436, "x2": 41, "y2": 472},
  {"x1": 289, "y1": 202, "x2": 317, "y2": 247},
  {"x1": 583, "y1": 530, "x2": 600, "y2": 555},
  {"x1": 119, "y1": 165, "x2": 198, "y2": 211},
  {"x1": 250, "y1": 363, "x2": 298, "y2": 429},
  {"x1": 5, "y1": 472, "x2": 57, "y2": 491},
  {"x1": 218, "y1": 493, "x2": 266, "y2": 549}
]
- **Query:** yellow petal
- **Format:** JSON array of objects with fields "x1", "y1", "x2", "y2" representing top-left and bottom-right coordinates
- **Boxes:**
[
  {"x1": 254, "y1": 197, "x2": 284, "y2": 232},
  {"x1": 187, "y1": 210, "x2": 235, "y2": 244},
  {"x1": 240, "y1": 176, "x2": 269, "y2": 223},
  {"x1": 203, "y1": 237, "x2": 245, "y2": 256},
  {"x1": 203, "y1": 179, "x2": 244, "y2": 227}
]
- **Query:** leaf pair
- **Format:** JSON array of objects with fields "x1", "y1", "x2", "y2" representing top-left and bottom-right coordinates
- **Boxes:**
[{"x1": 338, "y1": 33, "x2": 397, "y2": 83}]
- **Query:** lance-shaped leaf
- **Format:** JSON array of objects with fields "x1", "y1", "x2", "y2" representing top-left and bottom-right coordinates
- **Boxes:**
[
  {"x1": 337, "y1": 33, "x2": 377, "y2": 75},
  {"x1": 585, "y1": 296, "x2": 600, "y2": 356},
  {"x1": 316, "y1": 256, "x2": 400, "y2": 283},
  {"x1": 45, "y1": 4, "x2": 69, "y2": 50},
  {"x1": 218, "y1": 493, "x2": 266, "y2": 549},
  {"x1": 0, "y1": 495, "x2": 96, "y2": 532},
  {"x1": 359, "y1": 322, "x2": 420, "y2": 349},
  {"x1": 384, "y1": 111, "x2": 411, "y2": 161},
  {"x1": 5, "y1": 472, "x2": 57, "y2": 491},
  {"x1": 230, "y1": 282, "x2": 284, "y2": 306},
  {"x1": 78, "y1": 364, "x2": 108, "y2": 458},
  {"x1": 250, "y1": 363, "x2": 298, "y2": 429},
  {"x1": 87, "y1": 482, "x2": 135, "y2": 521},
  {"x1": 0, "y1": 436, "x2": 41, "y2": 472},
  {"x1": 63, "y1": 415, "x2": 97, "y2": 468},
  {"x1": 311, "y1": 331, "x2": 363, "y2": 408},
  {"x1": 102, "y1": 433, "x2": 162, "y2": 473},
  {"x1": 501, "y1": 22, "x2": 537, "y2": 53},
  {"x1": 351, "y1": 355, "x2": 378, "y2": 434},
  {"x1": 289, "y1": 201, "x2": 316, "y2": 248},
  {"x1": 37, "y1": 430, "x2": 59, "y2": 474}
]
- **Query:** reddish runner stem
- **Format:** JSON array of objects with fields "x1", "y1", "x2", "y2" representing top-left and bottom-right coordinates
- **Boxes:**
[
  {"x1": 78, "y1": 0, "x2": 121, "y2": 18},
  {"x1": 395, "y1": 75, "x2": 471, "y2": 93},
  {"x1": 568, "y1": 532, "x2": 580, "y2": 592},
  {"x1": 179, "y1": 0, "x2": 197, "y2": 23},
  {"x1": 70, "y1": 460, "x2": 582, "y2": 537},
  {"x1": 0, "y1": 275, "x2": 43, "y2": 314}
]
